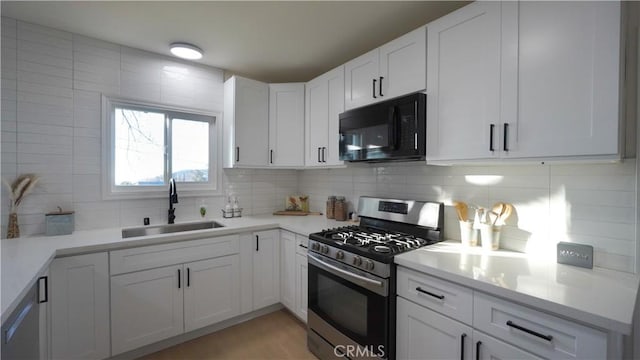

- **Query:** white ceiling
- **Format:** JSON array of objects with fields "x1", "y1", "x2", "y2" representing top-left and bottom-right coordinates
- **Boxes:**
[{"x1": 1, "y1": 1, "x2": 468, "y2": 83}]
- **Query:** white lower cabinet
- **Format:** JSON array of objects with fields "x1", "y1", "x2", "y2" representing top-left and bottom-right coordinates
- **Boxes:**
[
  {"x1": 253, "y1": 230, "x2": 281, "y2": 309},
  {"x1": 397, "y1": 266, "x2": 608, "y2": 360},
  {"x1": 111, "y1": 255, "x2": 241, "y2": 355},
  {"x1": 294, "y1": 252, "x2": 308, "y2": 321},
  {"x1": 397, "y1": 296, "x2": 472, "y2": 360},
  {"x1": 49, "y1": 252, "x2": 110, "y2": 360},
  {"x1": 280, "y1": 230, "x2": 308, "y2": 322},
  {"x1": 184, "y1": 256, "x2": 240, "y2": 332},
  {"x1": 111, "y1": 265, "x2": 184, "y2": 355}
]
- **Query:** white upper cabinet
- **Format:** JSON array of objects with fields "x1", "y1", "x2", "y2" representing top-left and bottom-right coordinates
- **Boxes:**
[
  {"x1": 305, "y1": 65, "x2": 345, "y2": 167},
  {"x1": 426, "y1": 1, "x2": 621, "y2": 163},
  {"x1": 514, "y1": 1, "x2": 621, "y2": 158},
  {"x1": 269, "y1": 83, "x2": 305, "y2": 167},
  {"x1": 426, "y1": 1, "x2": 504, "y2": 162},
  {"x1": 345, "y1": 26, "x2": 426, "y2": 110},
  {"x1": 223, "y1": 76, "x2": 269, "y2": 168}
]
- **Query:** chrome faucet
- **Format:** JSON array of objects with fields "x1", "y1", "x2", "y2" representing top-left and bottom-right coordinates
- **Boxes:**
[{"x1": 168, "y1": 178, "x2": 178, "y2": 224}]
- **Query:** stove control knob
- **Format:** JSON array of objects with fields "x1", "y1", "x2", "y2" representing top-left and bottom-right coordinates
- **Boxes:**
[
  {"x1": 335, "y1": 251, "x2": 344, "y2": 260},
  {"x1": 364, "y1": 260, "x2": 375, "y2": 271},
  {"x1": 311, "y1": 242, "x2": 320, "y2": 251},
  {"x1": 321, "y1": 245, "x2": 329, "y2": 254},
  {"x1": 353, "y1": 256, "x2": 362, "y2": 266}
]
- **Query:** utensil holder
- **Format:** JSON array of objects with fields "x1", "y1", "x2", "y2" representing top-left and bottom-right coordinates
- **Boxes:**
[
  {"x1": 479, "y1": 223, "x2": 501, "y2": 251},
  {"x1": 459, "y1": 220, "x2": 477, "y2": 247}
]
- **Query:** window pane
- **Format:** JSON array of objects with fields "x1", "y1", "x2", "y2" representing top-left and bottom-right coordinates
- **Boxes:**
[
  {"x1": 171, "y1": 119, "x2": 209, "y2": 182},
  {"x1": 114, "y1": 108, "x2": 165, "y2": 186}
]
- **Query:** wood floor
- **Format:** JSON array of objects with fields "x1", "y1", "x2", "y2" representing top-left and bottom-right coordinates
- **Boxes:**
[{"x1": 139, "y1": 310, "x2": 318, "y2": 360}]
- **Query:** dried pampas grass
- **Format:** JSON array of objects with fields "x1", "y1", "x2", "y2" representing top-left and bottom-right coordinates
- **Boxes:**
[{"x1": 3, "y1": 174, "x2": 40, "y2": 212}]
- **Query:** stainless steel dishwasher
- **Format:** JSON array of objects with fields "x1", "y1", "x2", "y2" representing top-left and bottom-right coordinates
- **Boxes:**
[{"x1": 2, "y1": 280, "x2": 43, "y2": 359}]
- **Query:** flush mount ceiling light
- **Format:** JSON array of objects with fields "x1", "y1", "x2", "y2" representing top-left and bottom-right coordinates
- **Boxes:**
[{"x1": 170, "y1": 42, "x2": 203, "y2": 60}]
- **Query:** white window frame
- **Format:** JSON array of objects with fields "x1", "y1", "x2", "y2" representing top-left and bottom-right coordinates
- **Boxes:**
[{"x1": 101, "y1": 95, "x2": 222, "y2": 200}]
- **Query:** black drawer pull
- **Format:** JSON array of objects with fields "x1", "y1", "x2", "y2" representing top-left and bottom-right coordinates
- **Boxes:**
[
  {"x1": 460, "y1": 333, "x2": 466, "y2": 360},
  {"x1": 178, "y1": 269, "x2": 181, "y2": 289},
  {"x1": 475, "y1": 341, "x2": 482, "y2": 360},
  {"x1": 256, "y1": 235, "x2": 259, "y2": 252},
  {"x1": 236, "y1": 147, "x2": 240, "y2": 162},
  {"x1": 187, "y1": 267, "x2": 191, "y2": 287},
  {"x1": 506, "y1": 320, "x2": 553, "y2": 342},
  {"x1": 416, "y1": 287, "x2": 445, "y2": 300},
  {"x1": 299, "y1": 244, "x2": 308, "y2": 249}
]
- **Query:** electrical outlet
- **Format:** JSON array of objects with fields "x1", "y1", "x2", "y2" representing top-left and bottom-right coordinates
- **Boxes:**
[{"x1": 557, "y1": 242, "x2": 593, "y2": 269}]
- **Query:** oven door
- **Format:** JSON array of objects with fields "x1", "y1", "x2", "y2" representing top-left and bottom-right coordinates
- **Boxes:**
[{"x1": 308, "y1": 252, "x2": 389, "y2": 356}]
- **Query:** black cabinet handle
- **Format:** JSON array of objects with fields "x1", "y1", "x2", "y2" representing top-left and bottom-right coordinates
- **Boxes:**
[
  {"x1": 322, "y1": 147, "x2": 326, "y2": 162},
  {"x1": 270, "y1": 149, "x2": 273, "y2": 164},
  {"x1": 318, "y1": 147, "x2": 321, "y2": 163},
  {"x1": 506, "y1": 320, "x2": 553, "y2": 342},
  {"x1": 37, "y1": 276, "x2": 48, "y2": 303},
  {"x1": 460, "y1": 333, "x2": 467, "y2": 360},
  {"x1": 475, "y1": 341, "x2": 482, "y2": 360},
  {"x1": 416, "y1": 286, "x2": 445, "y2": 300},
  {"x1": 236, "y1": 146, "x2": 240, "y2": 162},
  {"x1": 503, "y1": 123, "x2": 509, "y2": 151},
  {"x1": 256, "y1": 235, "x2": 259, "y2": 251},
  {"x1": 187, "y1": 268, "x2": 191, "y2": 287},
  {"x1": 178, "y1": 269, "x2": 181, "y2": 289},
  {"x1": 379, "y1": 76, "x2": 384, "y2": 97},
  {"x1": 372, "y1": 79, "x2": 377, "y2": 99},
  {"x1": 299, "y1": 244, "x2": 308, "y2": 249},
  {"x1": 489, "y1": 124, "x2": 495, "y2": 152}
]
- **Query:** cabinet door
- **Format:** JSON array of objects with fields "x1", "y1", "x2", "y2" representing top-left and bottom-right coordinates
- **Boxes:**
[
  {"x1": 50, "y1": 253, "x2": 110, "y2": 360},
  {"x1": 184, "y1": 255, "x2": 241, "y2": 332},
  {"x1": 280, "y1": 230, "x2": 296, "y2": 311},
  {"x1": 473, "y1": 331, "x2": 542, "y2": 360},
  {"x1": 269, "y1": 83, "x2": 305, "y2": 166},
  {"x1": 397, "y1": 296, "x2": 472, "y2": 360},
  {"x1": 305, "y1": 66, "x2": 344, "y2": 167},
  {"x1": 344, "y1": 49, "x2": 379, "y2": 110},
  {"x1": 294, "y1": 252, "x2": 308, "y2": 322},
  {"x1": 515, "y1": 1, "x2": 620, "y2": 158},
  {"x1": 111, "y1": 265, "x2": 183, "y2": 355},
  {"x1": 426, "y1": 2, "x2": 503, "y2": 162},
  {"x1": 233, "y1": 76, "x2": 269, "y2": 167},
  {"x1": 379, "y1": 26, "x2": 426, "y2": 100},
  {"x1": 253, "y1": 229, "x2": 281, "y2": 309}
]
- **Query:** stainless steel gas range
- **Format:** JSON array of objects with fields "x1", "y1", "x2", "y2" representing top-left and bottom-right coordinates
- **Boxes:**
[{"x1": 307, "y1": 196, "x2": 444, "y2": 360}]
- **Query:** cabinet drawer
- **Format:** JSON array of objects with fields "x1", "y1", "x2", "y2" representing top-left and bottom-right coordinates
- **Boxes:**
[
  {"x1": 295, "y1": 234, "x2": 308, "y2": 256},
  {"x1": 111, "y1": 235, "x2": 239, "y2": 275},
  {"x1": 473, "y1": 292, "x2": 607, "y2": 359},
  {"x1": 397, "y1": 266, "x2": 473, "y2": 324}
]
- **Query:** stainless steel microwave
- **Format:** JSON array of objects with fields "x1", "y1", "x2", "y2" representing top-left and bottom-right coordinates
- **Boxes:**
[{"x1": 339, "y1": 93, "x2": 426, "y2": 162}]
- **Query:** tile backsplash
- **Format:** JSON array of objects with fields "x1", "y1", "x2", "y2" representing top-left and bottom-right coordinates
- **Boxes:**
[
  {"x1": 1, "y1": 17, "x2": 637, "y2": 274},
  {"x1": 298, "y1": 161, "x2": 637, "y2": 273}
]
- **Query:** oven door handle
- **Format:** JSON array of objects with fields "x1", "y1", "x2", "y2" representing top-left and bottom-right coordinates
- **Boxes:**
[{"x1": 308, "y1": 253, "x2": 384, "y2": 288}]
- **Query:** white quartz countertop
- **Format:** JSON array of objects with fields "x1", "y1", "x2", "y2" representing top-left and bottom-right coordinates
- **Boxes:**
[
  {"x1": 1, "y1": 214, "x2": 346, "y2": 322},
  {"x1": 394, "y1": 241, "x2": 640, "y2": 335}
]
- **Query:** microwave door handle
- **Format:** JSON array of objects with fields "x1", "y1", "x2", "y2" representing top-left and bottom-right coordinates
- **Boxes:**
[{"x1": 389, "y1": 106, "x2": 399, "y2": 150}]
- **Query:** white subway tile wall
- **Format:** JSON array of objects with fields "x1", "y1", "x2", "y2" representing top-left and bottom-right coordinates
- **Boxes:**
[
  {"x1": 298, "y1": 160, "x2": 637, "y2": 273},
  {"x1": 0, "y1": 19, "x2": 296, "y2": 235}
]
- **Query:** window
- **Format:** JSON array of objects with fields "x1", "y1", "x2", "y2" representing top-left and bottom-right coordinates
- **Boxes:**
[{"x1": 103, "y1": 96, "x2": 218, "y2": 199}]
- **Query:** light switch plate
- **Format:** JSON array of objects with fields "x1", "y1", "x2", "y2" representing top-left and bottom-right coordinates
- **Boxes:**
[{"x1": 557, "y1": 242, "x2": 593, "y2": 269}]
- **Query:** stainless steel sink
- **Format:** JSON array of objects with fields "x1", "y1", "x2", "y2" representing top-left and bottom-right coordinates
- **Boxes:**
[{"x1": 122, "y1": 221, "x2": 225, "y2": 238}]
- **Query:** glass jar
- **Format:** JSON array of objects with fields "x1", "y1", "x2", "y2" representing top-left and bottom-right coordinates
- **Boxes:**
[
  {"x1": 334, "y1": 196, "x2": 347, "y2": 221},
  {"x1": 326, "y1": 196, "x2": 336, "y2": 219}
]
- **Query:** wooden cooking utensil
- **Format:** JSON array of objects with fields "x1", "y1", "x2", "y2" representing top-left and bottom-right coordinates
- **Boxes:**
[
  {"x1": 500, "y1": 203, "x2": 513, "y2": 224},
  {"x1": 490, "y1": 202, "x2": 506, "y2": 225},
  {"x1": 453, "y1": 201, "x2": 468, "y2": 221}
]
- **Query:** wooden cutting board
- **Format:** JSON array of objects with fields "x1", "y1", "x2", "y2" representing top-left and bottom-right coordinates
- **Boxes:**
[{"x1": 272, "y1": 211, "x2": 323, "y2": 216}]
